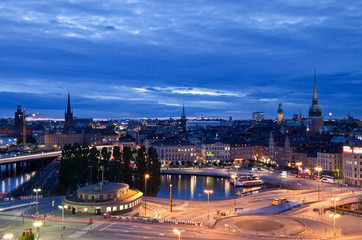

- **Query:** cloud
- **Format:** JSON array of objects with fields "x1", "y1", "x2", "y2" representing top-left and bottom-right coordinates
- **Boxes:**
[{"x1": 0, "y1": 1, "x2": 361, "y2": 119}]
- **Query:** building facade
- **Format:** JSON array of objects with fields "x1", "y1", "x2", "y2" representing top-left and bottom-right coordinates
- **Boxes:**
[
  {"x1": 152, "y1": 142, "x2": 196, "y2": 166},
  {"x1": 251, "y1": 112, "x2": 264, "y2": 121},
  {"x1": 199, "y1": 140, "x2": 230, "y2": 164},
  {"x1": 343, "y1": 146, "x2": 362, "y2": 186}
]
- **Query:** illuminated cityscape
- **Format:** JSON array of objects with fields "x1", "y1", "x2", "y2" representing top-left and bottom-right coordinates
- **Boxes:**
[{"x1": 0, "y1": 1, "x2": 362, "y2": 240}]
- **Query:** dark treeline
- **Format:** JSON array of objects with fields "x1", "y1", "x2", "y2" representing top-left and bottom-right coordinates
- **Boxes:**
[{"x1": 58, "y1": 144, "x2": 161, "y2": 196}]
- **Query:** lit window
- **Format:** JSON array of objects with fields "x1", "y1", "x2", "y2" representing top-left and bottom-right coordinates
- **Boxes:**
[
  {"x1": 120, "y1": 205, "x2": 124, "y2": 210},
  {"x1": 113, "y1": 206, "x2": 117, "y2": 211},
  {"x1": 106, "y1": 207, "x2": 111, "y2": 212},
  {"x1": 83, "y1": 208, "x2": 88, "y2": 213}
]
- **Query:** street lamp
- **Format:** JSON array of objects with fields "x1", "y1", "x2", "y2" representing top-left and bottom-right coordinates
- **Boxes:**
[
  {"x1": 170, "y1": 184, "x2": 173, "y2": 212},
  {"x1": 144, "y1": 174, "x2": 150, "y2": 215},
  {"x1": 235, "y1": 165, "x2": 240, "y2": 177},
  {"x1": 204, "y1": 189, "x2": 213, "y2": 227},
  {"x1": 3, "y1": 233, "x2": 14, "y2": 240},
  {"x1": 315, "y1": 167, "x2": 322, "y2": 201},
  {"x1": 231, "y1": 175, "x2": 237, "y2": 209},
  {"x1": 33, "y1": 188, "x2": 41, "y2": 215},
  {"x1": 58, "y1": 205, "x2": 65, "y2": 239},
  {"x1": 173, "y1": 229, "x2": 185, "y2": 240},
  {"x1": 329, "y1": 213, "x2": 340, "y2": 240},
  {"x1": 33, "y1": 221, "x2": 43, "y2": 240}
]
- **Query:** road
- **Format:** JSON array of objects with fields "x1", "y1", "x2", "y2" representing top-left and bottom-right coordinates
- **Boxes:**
[{"x1": 0, "y1": 168, "x2": 361, "y2": 239}]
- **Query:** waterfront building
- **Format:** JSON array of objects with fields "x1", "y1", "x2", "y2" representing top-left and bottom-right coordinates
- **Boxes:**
[
  {"x1": 317, "y1": 146, "x2": 343, "y2": 175},
  {"x1": 62, "y1": 181, "x2": 143, "y2": 215},
  {"x1": 230, "y1": 142, "x2": 255, "y2": 162},
  {"x1": 343, "y1": 146, "x2": 362, "y2": 186},
  {"x1": 308, "y1": 70, "x2": 324, "y2": 133},
  {"x1": 277, "y1": 103, "x2": 284, "y2": 124},
  {"x1": 64, "y1": 93, "x2": 73, "y2": 129},
  {"x1": 199, "y1": 140, "x2": 230, "y2": 164},
  {"x1": 252, "y1": 112, "x2": 264, "y2": 121},
  {"x1": 152, "y1": 141, "x2": 196, "y2": 166}
]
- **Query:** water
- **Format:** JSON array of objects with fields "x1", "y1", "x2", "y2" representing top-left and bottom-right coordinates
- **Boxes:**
[
  {"x1": 0, "y1": 164, "x2": 36, "y2": 193},
  {"x1": 157, "y1": 174, "x2": 268, "y2": 201}
]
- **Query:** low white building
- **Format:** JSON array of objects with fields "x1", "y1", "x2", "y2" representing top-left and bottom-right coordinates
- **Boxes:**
[
  {"x1": 152, "y1": 142, "x2": 196, "y2": 166},
  {"x1": 199, "y1": 140, "x2": 230, "y2": 164},
  {"x1": 317, "y1": 148, "x2": 343, "y2": 174}
]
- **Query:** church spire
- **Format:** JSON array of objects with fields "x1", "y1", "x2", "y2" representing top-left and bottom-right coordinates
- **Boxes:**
[
  {"x1": 67, "y1": 92, "x2": 71, "y2": 114},
  {"x1": 181, "y1": 103, "x2": 186, "y2": 119},
  {"x1": 313, "y1": 68, "x2": 318, "y2": 101}
]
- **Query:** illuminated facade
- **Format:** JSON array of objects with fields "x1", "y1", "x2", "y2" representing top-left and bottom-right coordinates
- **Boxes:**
[
  {"x1": 343, "y1": 146, "x2": 362, "y2": 186},
  {"x1": 152, "y1": 142, "x2": 196, "y2": 166},
  {"x1": 62, "y1": 182, "x2": 143, "y2": 215},
  {"x1": 277, "y1": 103, "x2": 284, "y2": 124},
  {"x1": 199, "y1": 140, "x2": 230, "y2": 164}
]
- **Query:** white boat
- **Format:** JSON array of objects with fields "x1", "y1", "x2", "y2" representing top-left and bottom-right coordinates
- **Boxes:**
[{"x1": 234, "y1": 179, "x2": 263, "y2": 187}]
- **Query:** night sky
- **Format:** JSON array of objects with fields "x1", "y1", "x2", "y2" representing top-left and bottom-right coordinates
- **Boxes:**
[{"x1": 0, "y1": 0, "x2": 361, "y2": 120}]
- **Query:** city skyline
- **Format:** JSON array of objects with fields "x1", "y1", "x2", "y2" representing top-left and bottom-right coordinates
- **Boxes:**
[{"x1": 0, "y1": 1, "x2": 361, "y2": 119}]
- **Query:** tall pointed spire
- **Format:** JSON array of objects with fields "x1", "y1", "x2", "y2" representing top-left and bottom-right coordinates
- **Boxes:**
[
  {"x1": 313, "y1": 68, "x2": 318, "y2": 101},
  {"x1": 67, "y1": 92, "x2": 71, "y2": 114},
  {"x1": 64, "y1": 92, "x2": 73, "y2": 129},
  {"x1": 181, "y1": 103, "x2": 186, "y2": 119}
]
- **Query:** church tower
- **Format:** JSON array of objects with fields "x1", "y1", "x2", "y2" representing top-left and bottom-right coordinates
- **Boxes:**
[
  {"x1": 308, "y1": 70, "x2": 324, "y2": 133},
  {"x1": 181, "y1": 104, "x2": 187, "y2": 132},
  {"x1": 277, "y1": 103, "x2": 284, "y2": 124},
  {"x1": 14, "y1": 104, "x2": 24, "y2": 135},
  {"x1": 64, "y1": 93, "x2": 73, "y2": 129}
]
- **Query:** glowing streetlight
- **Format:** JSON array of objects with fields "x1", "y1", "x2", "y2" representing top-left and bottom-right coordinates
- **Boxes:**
[
  {"x1": 33, "y1": 221, "x2": 43, "y2": 240},
  {"x1": 231, "y1": 175, "x2": 237, "y2": 209},
  {"x1": 144, "y1": 174, "x2": 150, "y2": 215},
  {"x1": 173, "y1": 229, "x2": 185, "y2": 240},
  {"x1": 170, "y1": 184, "x2": 173, "y2": 212},
  {"x1": 204, "y1": 189, "x2": 213, "y2": 227},
  {"x1": 235, "y1": 165, "x2": 240, "y2": 177},
  {"x1": 329, "y1": 213, "x2": 340, "y2": 240},
  {"x1": 3, "y1": 233, "x2": 14, "y2": 240},
  {"x1": 315, "y1": 167, "x2": 322, "y2": 201},
  {"x1": 58, "y1": 205, "x2": 65, "y2": 239},
  {"x1": 33, "y1": 188, "x2": 41, "y2": 215}
]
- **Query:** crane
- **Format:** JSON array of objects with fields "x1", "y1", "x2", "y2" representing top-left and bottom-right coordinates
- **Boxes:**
[{"x1": 22, "y1": 109, "x2": 39, "y2": 145}]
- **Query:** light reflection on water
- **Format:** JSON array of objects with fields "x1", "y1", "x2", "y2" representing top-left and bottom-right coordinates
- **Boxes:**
[
  {"x1": 0, "y1": 164, "x2": 36, "y2": 193},
  {"x1": 158, "y1": 174, "x2": 233, "y2": 201}
]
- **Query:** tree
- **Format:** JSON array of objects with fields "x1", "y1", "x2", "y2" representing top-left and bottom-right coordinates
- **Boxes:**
[
  {"x1": 147, "y1": 147, "x2": 161, "y2": 196},
  {"x1": 122, "y1": 147, "x2": 134, "y2": 186},
  {"x1": 135, "y1": 146, "x2": 147, "y2": 192}
]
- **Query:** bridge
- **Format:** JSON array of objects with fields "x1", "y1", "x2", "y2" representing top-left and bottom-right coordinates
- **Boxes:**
[{"x1": 0, "y1": 145, "x2": 115, "y2": 169}]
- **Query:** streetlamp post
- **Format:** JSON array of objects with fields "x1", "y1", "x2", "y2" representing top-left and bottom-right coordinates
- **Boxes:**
[
  {"x1": 33, "y1": 188, "x2": 41, "y2": 215},
  {"x1": 204, "y1": 189, "x2": 213, "y2": 227},
  {"x1": 173, "y1": 229, "x2": 185, "y2": 240},
  {"x1": 58, "y1": 205, "x2": 65, "y2": 239},
  {"x1": 231, "y1": 176, "x2": 237, "y2": 210},
  {"x1": 235, "y1": 165, "x2": 240, "y2": 177},
  {"x1": 329, "y1": 213, "x2": 340, "y2": 240},
  {"x1": 144, "y1": 174, "x2": 150, "y2": 215},
  {"x1": 170, "y1": 184, "x2": 173, "y2": 212},
  {"x1": 33, "y1": 221, "x2": 43, "y2": 240},
  {"x1": 315, "y1": 167, "x2": 322, "y2": 201}
]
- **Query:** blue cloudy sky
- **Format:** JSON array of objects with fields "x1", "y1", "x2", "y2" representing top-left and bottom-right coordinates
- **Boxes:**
[{"x1": 0, "y1": 0, "x2": 361, "y2": 120}]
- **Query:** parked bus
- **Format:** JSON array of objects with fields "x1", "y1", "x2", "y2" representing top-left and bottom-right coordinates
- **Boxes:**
[{"x1": 320, "y1": 175, "x2": 336, "y2": 183}]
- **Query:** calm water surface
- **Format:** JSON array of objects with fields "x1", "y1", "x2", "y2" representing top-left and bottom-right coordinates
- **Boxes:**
[{"x1": 157, "y1": 174, "x2": 267, "y2": 201}]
